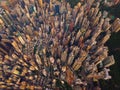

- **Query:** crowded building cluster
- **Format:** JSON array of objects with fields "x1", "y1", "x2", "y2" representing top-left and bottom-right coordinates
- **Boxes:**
[{"x1": 0, "y1": 0, "x2": 120, "y2": 90}]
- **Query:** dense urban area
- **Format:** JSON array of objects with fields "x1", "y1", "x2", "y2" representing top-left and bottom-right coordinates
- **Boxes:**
[{"x1": 0, "y1": 0, "x2": 120, "y2": 90}]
